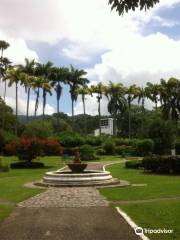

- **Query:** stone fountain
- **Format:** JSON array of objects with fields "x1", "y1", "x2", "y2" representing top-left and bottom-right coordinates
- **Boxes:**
[{"x1": 36, "y1": 150, "x2": 120, "y2": 187}]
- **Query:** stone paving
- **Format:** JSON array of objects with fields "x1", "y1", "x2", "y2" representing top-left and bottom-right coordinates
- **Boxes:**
[{"x1": 18, "y1": 187, "x2": 109, "y2": 208}]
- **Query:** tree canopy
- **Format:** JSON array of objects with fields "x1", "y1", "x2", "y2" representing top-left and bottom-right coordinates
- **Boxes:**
[{"x1": 108, "y1": 0, "x2": 160, "y2": 15}]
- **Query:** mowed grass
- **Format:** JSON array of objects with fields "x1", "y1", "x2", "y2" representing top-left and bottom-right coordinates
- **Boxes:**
[
  {"x1": 0, "y1": 156, "x2": 63, "y2": 222},
  {"x1": 99, "y1": 162, "x2": 180, "y2": 240}
]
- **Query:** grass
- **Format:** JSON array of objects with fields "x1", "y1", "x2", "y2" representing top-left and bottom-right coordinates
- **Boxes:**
[
  {"x1": 0, "y1": 156, "x2": 63, "y2": 222},
  {"x1": 99, "y1": 162, "x2": 180, "y2": 240}
]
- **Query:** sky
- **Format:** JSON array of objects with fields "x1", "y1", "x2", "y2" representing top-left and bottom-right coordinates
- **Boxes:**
[{"x1": 1, "y1": 0, "x2": 180, "y2": 116}]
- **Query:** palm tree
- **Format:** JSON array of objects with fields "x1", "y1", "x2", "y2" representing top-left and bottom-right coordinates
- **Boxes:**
[
  {"x1": 90, "y1": 82, "x2": 105, "y2": 136},
  {"x1": 18, "y1": 58, "x2": 36, "y2": 121},
  {"x1": 42, "y1": 79, "x2": 52, "y2": 118},
  {"x1": 76, "y1": 82, "x2": 91, "y2": 134},
  {"x1": 67, "y1": 65, "x2": 87, "y2": 120},
  {"x1": 0, "y1": 40, "x2": 10, "y2": 58},
  {"x1": 0, "y1": 41, "x2": 10, "y2": 97},
  {"x1": 137, "y1": 87, "x2": 147, "y2": 137},
  {"x1": 105, "y1": 81, "x2": 127, "y2": 136},
  {"x1": 126, "y1": 84, "x2": 140, "y2": 139},
  {"x1": 1, "y1": 57, "x2": 11, "y2": 100},
  {"x1": 145, "y1": 82, "x2": 160, "y2": 110},
  {"x1": 7, "y1": 68, "x2": 27, "y2": 135},
  {"x1": 50, "y1": 67, "x2": 69, "y2": 122}
]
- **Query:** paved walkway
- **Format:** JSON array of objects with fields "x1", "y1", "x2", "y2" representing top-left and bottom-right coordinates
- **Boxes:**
[{"x1": 0, "y1": 162, "x2": 139, "y2": 240}]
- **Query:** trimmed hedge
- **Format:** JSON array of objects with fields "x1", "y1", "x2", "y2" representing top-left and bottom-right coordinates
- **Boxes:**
[
  {"x1": 142, "y1": 155, "x2": 180, "y2": 174},
  {"x1": 10, "y1": 161, "x2": 45, "y2": 169},
  {"x1": 136, "y1": 139, "x2": 154, "y2": 156},
  {"x1": 125, "y1": 160, "x2": 143, "y2": 169}
]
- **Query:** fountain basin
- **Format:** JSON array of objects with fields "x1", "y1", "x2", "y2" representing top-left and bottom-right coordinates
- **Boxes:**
[
  {"x1": 68, "y1": 163, "x2": 87, "y2": 172},
  {"x1": 35, "y1": 169, "x2": 120, "y2": 187}
]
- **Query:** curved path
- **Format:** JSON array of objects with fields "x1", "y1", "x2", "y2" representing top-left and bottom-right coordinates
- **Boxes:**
[{"x1": 0, "y1": 162, "x2": 139, "y2": 240}]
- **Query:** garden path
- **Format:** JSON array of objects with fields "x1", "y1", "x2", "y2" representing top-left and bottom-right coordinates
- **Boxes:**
[{"x1": 0, "y1": 162, "x2": 139, "y2": 240}]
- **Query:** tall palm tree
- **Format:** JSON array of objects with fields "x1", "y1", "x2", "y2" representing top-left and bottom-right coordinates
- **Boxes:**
[
  {"x1": 105, "y1": 81, "x2": 127, "y2": 136},
  {"x1": 1, "y1": 57, "x2": 11, "y2": 101},
  {"x1": 7, "y1": 68, "x2": 27, "y2": 135},
  {"x1": 137, "y1": 87, "x2": 147, "y2": 137},
  {"x1": 76, "y1": 82, "x2": 91, "y2": 134},
  {"x1": 126, "y1": 84, "x2": 140, "y2": 139},
  {"x1": 0, "y1": 40, "x2": 10, "y2": 59},
  {"x1": 18, "y1": 58, "x2": 36, "y2": 121},
  {"x1": 67, "y1": 65, "x2": 87, "y2": 120},
  {"x1": 35, "y1": 61, "x2": 53, "y2": 118},
  {"x1": 145, "y1": 82, "x2": 160, "y2": 110},
  {"x1": 90, "y1": 82, "x2": 105, "y2": 136},
  {"x1": 0, "y1": 41, "x2": 10, "y2": 97},
  {"x1": 50, "y1": 67, "x2": 69, "y2": 123}
]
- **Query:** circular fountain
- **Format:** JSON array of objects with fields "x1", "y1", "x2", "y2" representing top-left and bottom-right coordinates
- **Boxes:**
[{"x1": 35, "y1": 150, "x2": 120, "y2": 187}]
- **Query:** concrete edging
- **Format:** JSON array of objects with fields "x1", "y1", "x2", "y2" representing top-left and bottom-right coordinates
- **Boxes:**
[{"x1": 116, "y1": 207, "x2": 149, "y2": 240}]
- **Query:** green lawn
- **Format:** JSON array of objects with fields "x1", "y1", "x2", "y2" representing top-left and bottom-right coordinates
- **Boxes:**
[
  {"x1": 99, "y1": 162, "x2": 180, "y2": 240},
  {"x1": 0, "y1": 156, "x2": 63, "y2": 222}
]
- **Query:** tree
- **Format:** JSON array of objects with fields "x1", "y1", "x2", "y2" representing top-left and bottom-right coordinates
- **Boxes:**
[
  {"x1": 105, "y1": 81, "x2": 127, "y2": 136},
  {"x1": 35, "y1": 61, "x2": 54, "y2": 118},
  {"x1": 137, "y1": 87, "x2": 147, "y2": 136},
  {"x1": 1, "y1": 57, "x2": 12, "y2": 101},
  {"x1": 126, "y1": 84, "x2": 140, "y2": 139},
  {"x1": 67, "y1": 65, "x2": 88, "y2": 120},
  {"x1": 18, "y1": 58, "x2": 36, "y2": 121},
  {"x1": 159, "y1": 78, "x2": 180, "y2": 126},
  {"x1": 51, "y1": 67, "x2": 69, "y2": 123},
  {"x1": 0, "y1": 40, "x2": 10, "y2": 99},
  {"x1": 109, "y1": 0, "x2": 159, "y2": 15},
  {"x1": 76, "y1": 82, "x2": 91, "y2": 134},
  {"x1": 7, "y1": 68, "x2": 27, "y2": 135},
  {"x1": 145, "y1": 82, "x2": 160, "y2": 110},
  {"x1": 90, "y1": 82, "x2": 105, "y2": 136}
]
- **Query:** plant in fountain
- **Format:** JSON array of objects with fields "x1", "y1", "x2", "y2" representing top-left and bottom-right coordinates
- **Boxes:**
[{"x1": 67, "y1": 148, "x2": 87, "y2": 172}]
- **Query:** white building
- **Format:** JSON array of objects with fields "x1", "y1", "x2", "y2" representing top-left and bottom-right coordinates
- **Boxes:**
[{"x1": 94, "y1": 118, "x2": 114, "y2": 136}]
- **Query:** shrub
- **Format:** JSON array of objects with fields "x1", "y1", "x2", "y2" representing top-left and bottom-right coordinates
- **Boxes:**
[
  {"x1": 115, "y1": 145, "x2": 137, "y2": 156},
  {"x1": 80, "y1": 144, "x2": 95, "y2": 160},
  {"x1": 22, "y1": 121, "x2": 53, "y2": 138},
  {"x1": 42, "y1": 139, "x2": 63, "y2": 156},
  {"x1": 58, "y1": 132, "x2": 85, "y2": 147},
  {"x1": 136, "y1": 139, "x2": 154, "y2": 156},
  {"x1": 114, "y1": 138, "x2": 136, "y2": 146},
  {"x1": 175, "y1": 140, "x2": 180, "y2": 155},
  {"x1": 85, "y1": 136, "x2": 102, "y2": 146},
  {"x1": 5, "y1": 138, "x2": 63, "y2": 160},
  {"x1": 0, "y1": 157, "x2": 9, "y2": 172},
  {"x1": 142, "y1": 155, "x2": 180, "y2": 174},
  {"x1": 103, "y1": 139, "x2": 115, "y2": 155},
  {"x1": 96, "y1": 148, "x2": 106, "y2": 156},
  {"x1": 11, "y1": 161, "x2": 44, "y2": 169},
  {"x1": 125, "y1": 160, "x2": 142, "y2": 169}
]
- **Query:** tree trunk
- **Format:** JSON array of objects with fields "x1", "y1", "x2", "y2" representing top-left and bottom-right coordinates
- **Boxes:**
[
  {"x1": 128, "y1": 102, "x2": 131, "y2": 139},
  {"x1": 82, "y1": 95, "x2": 87, "y2": 134},
  {"x1": 113, "y1": 113, "x2": 117, "y2": 136},
  {"x1": 34, "y1": 88, "x2": 39, "y2": 117},
  {"x1": 26, "y1": 88, "x2": 30, "y2": 121},
  {"x1": 4, "y1": 80, "x2": 7, "y2": 101},
  {"x1": 42, "y1": 89, "x2": 46, "y2": 120},
  {"x1": 15, "y1": 81, "x2": 18, "y2": 136},
  {"x1": 98, "y1": 98, "x2": 101, "y2": 136}
]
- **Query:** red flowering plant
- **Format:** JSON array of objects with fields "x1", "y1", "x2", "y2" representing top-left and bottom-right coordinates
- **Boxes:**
[
  {"x1": 5, "y1": 138, "x2": 63, "y2": 162},
  {"x1": 42, "y1": 139, "x2": 63, "y2": 156}
]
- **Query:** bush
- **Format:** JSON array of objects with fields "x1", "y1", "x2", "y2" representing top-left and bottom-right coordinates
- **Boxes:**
[
  {"x1": 80, "y1": 144, "x2": 95, "y2": 161},
  {"x1": 125, "y1": 160, "x2": 142, "y2": 169},
  {"x1": 175, "y1": 140, "x2": 180, "y2": 155},
  {"x1": 96, "y1": 148, "x2": 106, "y2": 156},
  {"x1": 0, "y1": 157, "x2": 9, "y2": 172},
  {"x1": 114, "y1": 138, "x2": 136, "y2": 146},
  {"x1": 85, "y1": 136, "x2": 102, "y2": 146},
  {"x1": 136, "y1": 139, "x2": 154, "y2": 156},
  {"x1": 115, "y1": 145, "x2": 137, "y2": 156},
  {"x1": 142, "y1": 155, "x2": 180, "y2": 174},
  {"x1": 58, "y1": 132, "x2": 85, "y2": 147},
  {"x1": 23, "y1": 121, "x2": 53, "y2": 138},
  {"x1": 10, "y1": 161, "x2": 44, "y2": 169},
  {"x1": 103, "y1": 139, "x2": 115, "y2": 155},
  {"x1": 42, "y1": 139, "x2": 63, "y2": 156},
  {"x1": 5, "y1": 138, "x2": 63, "y2": 161}
]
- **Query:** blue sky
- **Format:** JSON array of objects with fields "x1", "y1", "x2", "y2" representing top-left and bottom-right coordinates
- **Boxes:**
[{"x1": 1, "y1": 0, "x2": 180, "y2": 115}]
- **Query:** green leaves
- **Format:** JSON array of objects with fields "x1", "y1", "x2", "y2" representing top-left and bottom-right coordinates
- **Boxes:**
[{"x1": 108, "y1": 0, "x2": 160, "y2": 15}]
